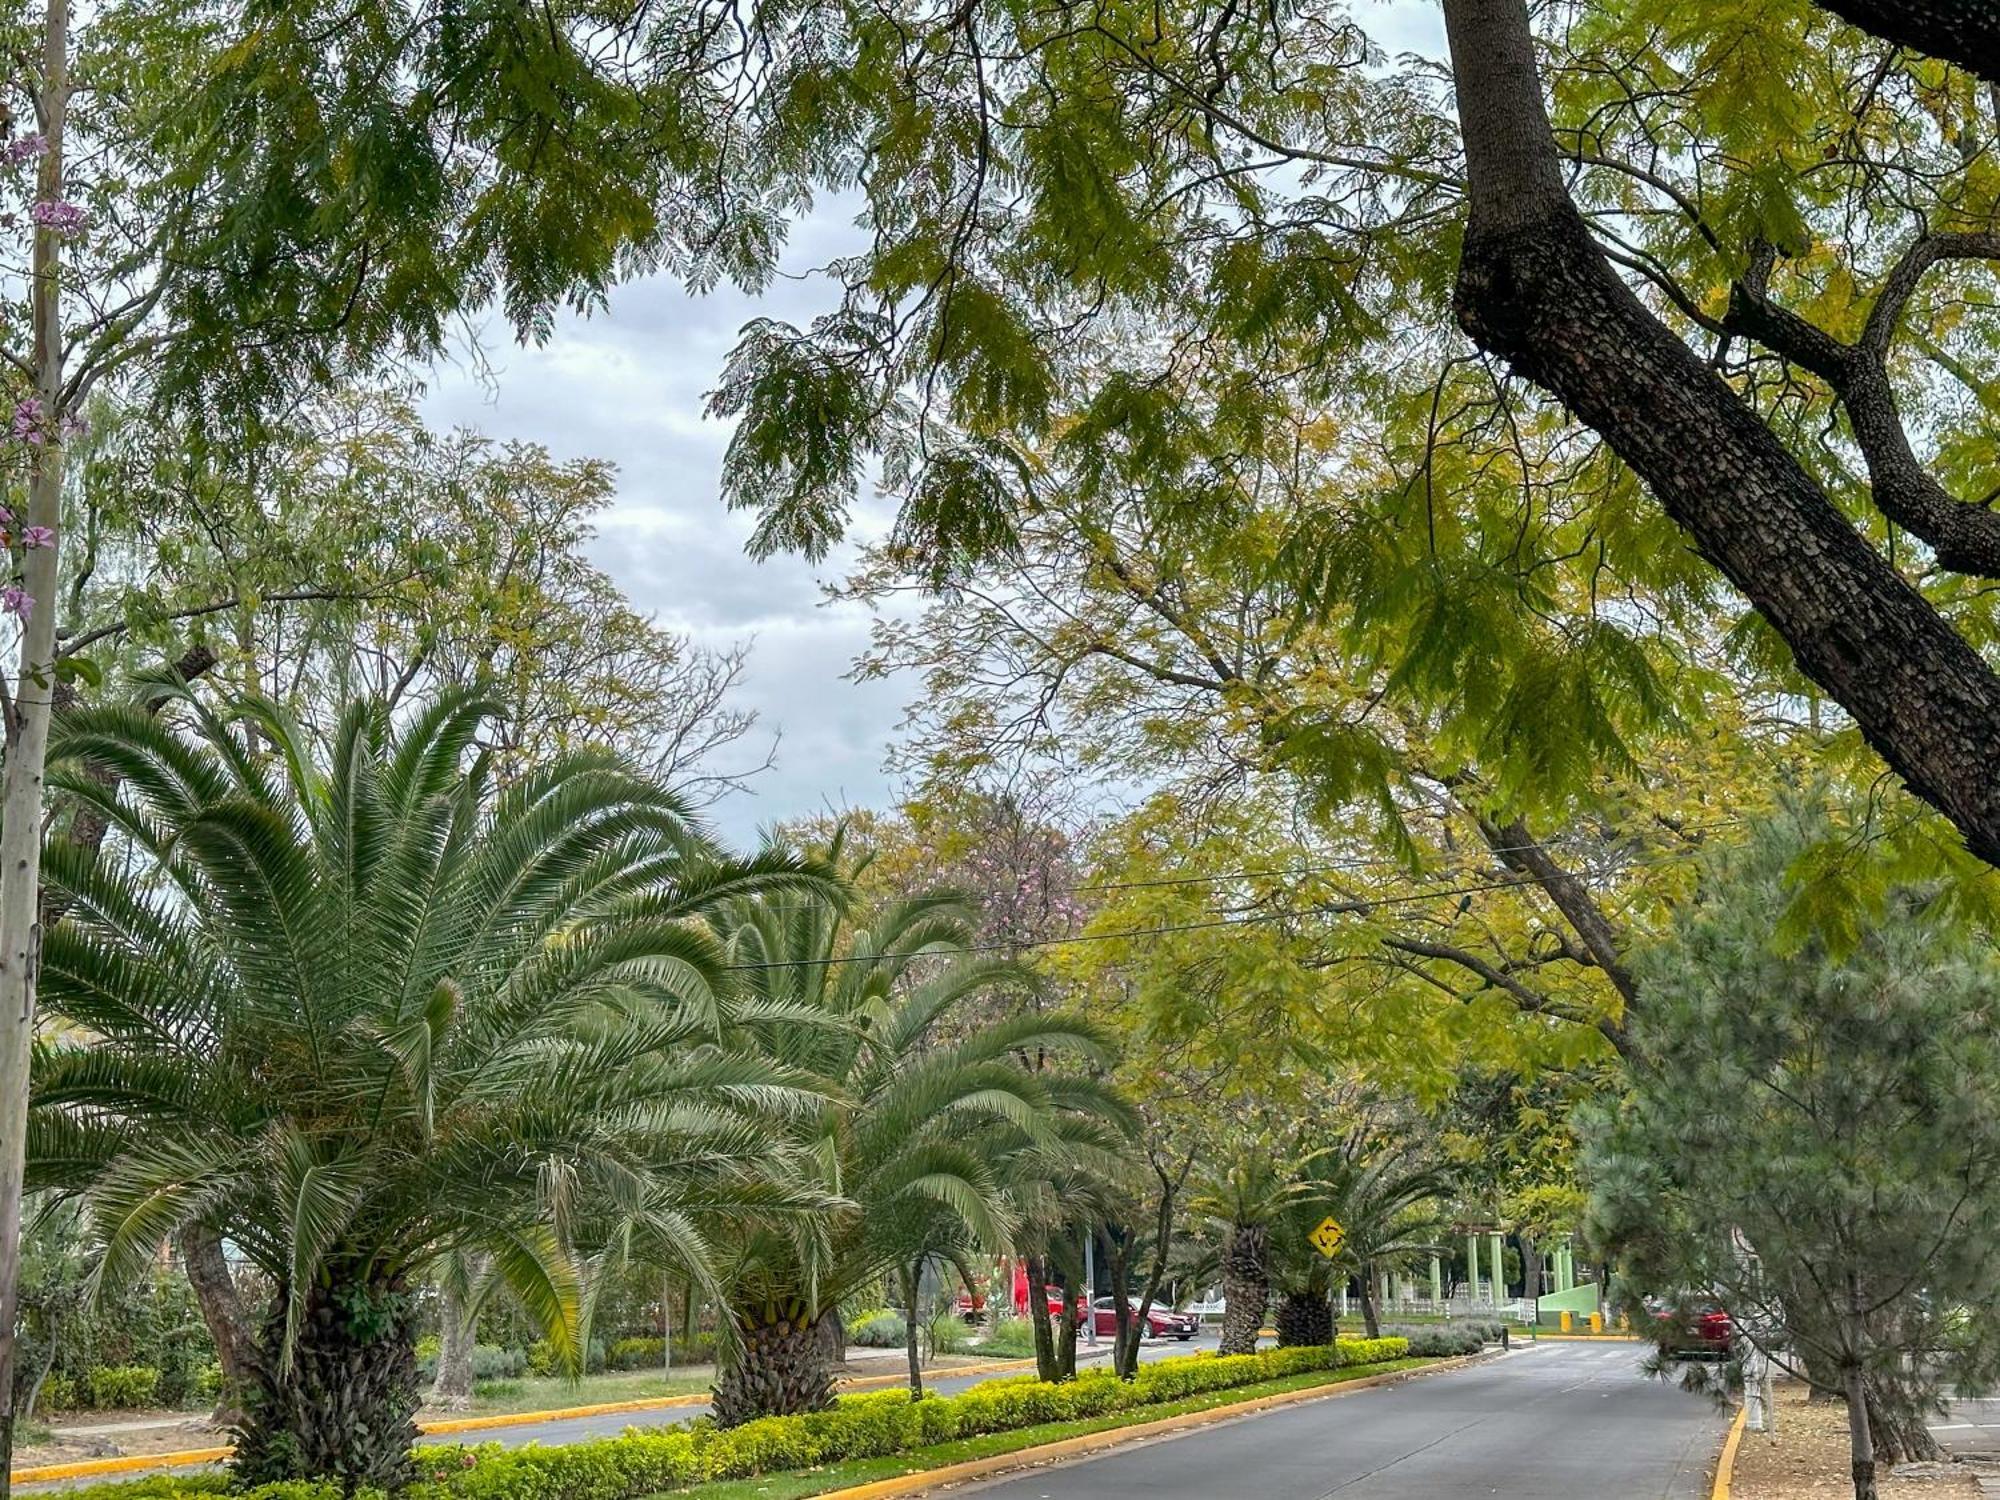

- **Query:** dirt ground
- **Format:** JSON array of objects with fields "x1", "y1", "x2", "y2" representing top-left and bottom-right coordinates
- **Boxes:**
[
  {"x1": 1732, "y1": 1385, "x2": 1980, "y2": 1497},
  {"x1": 12, "y1": 1412, "x2": 224, "y2": 1470}
]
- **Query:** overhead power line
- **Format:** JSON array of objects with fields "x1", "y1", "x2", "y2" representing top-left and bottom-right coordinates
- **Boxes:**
[{"x1": 716, "y1": 861, "x2": 1685, "y2": 973}]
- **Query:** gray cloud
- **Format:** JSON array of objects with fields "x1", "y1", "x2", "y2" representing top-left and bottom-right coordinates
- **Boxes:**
[{"x1": 422, "y1": 213, "x2": 911, "y2": 850}]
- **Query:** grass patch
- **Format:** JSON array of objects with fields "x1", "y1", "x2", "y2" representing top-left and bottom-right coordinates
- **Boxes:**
[
  {"x1": 431, "y1": 1369, "x2": 713, "y2": 1417},
  {"x1": 665, "y1": 1357, "x2": 1432, "y2": 1500}
]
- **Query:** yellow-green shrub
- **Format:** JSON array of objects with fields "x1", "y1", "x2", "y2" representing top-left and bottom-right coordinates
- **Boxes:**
[{"x1": 55, "y1": 1339, "x2": 1413, "y2": 1500}]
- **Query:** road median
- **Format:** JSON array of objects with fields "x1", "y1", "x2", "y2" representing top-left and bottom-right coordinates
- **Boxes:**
[{"x1": 10, "y1": 1357, "x2": 1052, "y2": 1487}]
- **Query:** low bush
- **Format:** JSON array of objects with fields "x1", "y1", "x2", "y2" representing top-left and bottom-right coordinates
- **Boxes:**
[
  {"x1": 849, "y1": 1311, "x2": 908, "y2": 1348},
  {"x1": 977, "y1": 1317, "x2": 1038, "y2": 1358},
  {"x1": 55, "y1": 1340, "x2": 1413, "y2": 1500},
  {"x1": 600, "y1": 1335, "x2": 717, "y2": 1371},
  {"x1": 1381, "y1": 1324, "x2": 1486, "y2": 1357},
  {"x1": 401, "y1": 1338, "x2": 1410, "y2": 1500},
  {"x1": 78, "y1": 1365, "x2": 162, "y2": 1409}
]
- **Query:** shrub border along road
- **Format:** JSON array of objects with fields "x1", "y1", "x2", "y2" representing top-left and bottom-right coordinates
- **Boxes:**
[
  {"x1": 27, "y1": 1341, "x2": 1417, "y2": 1500},
  {"x1": 11, "y1": 1359, "x2": 1053, "y2": 1487},
  {"x1": 699, "y1": 1352, "x2": 1476, "y2": 1500}
]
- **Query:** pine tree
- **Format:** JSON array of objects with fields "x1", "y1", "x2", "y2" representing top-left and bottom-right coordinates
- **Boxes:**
[{"x1": 1585, "y1": 806, "x2": 2000, "y2": 1500}]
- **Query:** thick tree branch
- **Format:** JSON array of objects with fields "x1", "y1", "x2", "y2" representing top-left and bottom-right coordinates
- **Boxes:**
[
  {"x1": 1444, "y1": 0, "x2": 2000, "y2": 868},
  {"x1": 1727, "y1": 233, "x2": 2000, "y2": 577},
  {"x1": 1808, "y1": 0, "x2": 2000, "y2": 85},
  {"x1": 1379, "y1": 933, "x2": 1628, "y2": 1053}
]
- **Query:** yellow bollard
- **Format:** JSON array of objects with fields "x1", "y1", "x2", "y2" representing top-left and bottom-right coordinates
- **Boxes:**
[
  {"x1": 1560, "y1": 1311, "x2": 1572, "y2": 1332},
  {"x1": 1589, "y1": 1312, "x2": 1603, "y2": 1334}
]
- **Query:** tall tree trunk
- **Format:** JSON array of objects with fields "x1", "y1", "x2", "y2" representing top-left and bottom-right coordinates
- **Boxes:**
[
  {"x1": 1441, "y1": 0, "x2": 2000, "y2": 870},
  {"x1": 1357, "y1": 1263, "x2": 1382, "y2": 1340},
  {"x1": 179, "y1": 1225, "x2": 252, "y2": 1424},
  {"x1": 1054, "y1": 1265, "x2": 1079, "y2": 1379},
  {"x1": 1218, "y1": 1222, "x2": 1268, "y2": 1356},
  {"x1": 900, "y1": 1260, "x2": 924, "y2": 1399},
  {"x1": 1102, "y1": 1229, "x2": 1137, "y2": 1379},
  {"x1": 429, "y1": 1279, "x2": 476, "y2": 1411},
  {"x1": 232, "y1": 1272, "x2": 421, "y2": 1490},
  {"x1": 1520, "y1": 1232, "x2": 1541, "y2": 1306},
  {"x1": 1025, "y1": 1254, "x2": 1058, "y2": 1382},
  {"x1": 1843, "y1": 1361, "x2": 1878, "y2": 1500},
  {"x1": 712, "y1": 1300, "x2": 834, "y2": 1427},
  {"x1": 0, "y1": 7, "x2": 72, "y2": 1492}
]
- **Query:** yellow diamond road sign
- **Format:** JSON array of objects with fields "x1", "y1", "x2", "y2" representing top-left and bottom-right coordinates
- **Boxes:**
[{"x1": 1310, "y1": 1216, "x2": 1345, "y2": 1259}]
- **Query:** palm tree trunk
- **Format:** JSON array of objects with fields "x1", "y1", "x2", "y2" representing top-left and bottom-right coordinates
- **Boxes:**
[
  {"x1": 1218, "y1": 1223, "x2": 1268, "y2": 1356},
  {"x1": 1275, "y1": 1291, "x2": 1332, "y2": 1347},
  {"x1": 712, "y1": 1301, "x2": 834, "y2": 1427},
  {"x1": 1358, "y1": 1263, "x2": 1382, "y2": 1340},
  {"x1": 232, "y1": 1272, "x2": 421, "y2": 1490}
]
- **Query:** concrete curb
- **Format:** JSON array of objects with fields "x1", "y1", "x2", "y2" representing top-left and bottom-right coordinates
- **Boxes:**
[
  {"x1": 808, "y1": 1353, "x2": 1490, "y2": 1500},
  {"x1": 1710, "y1": 1404, "x2": 1747, "y2": 1500},
  {"x1": 9, "y1": 1358, "x2": 1053, "y2": 1486}
]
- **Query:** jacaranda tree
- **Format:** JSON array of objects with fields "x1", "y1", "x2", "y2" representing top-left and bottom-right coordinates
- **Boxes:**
[{"x1": 25, "y1": 686, "x2": 829, "y2": 1488}]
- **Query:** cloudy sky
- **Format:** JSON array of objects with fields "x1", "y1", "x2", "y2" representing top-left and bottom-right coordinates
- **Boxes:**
[
  {"x1": 422, "y1": 3, "x2": 1446, "y2": 851},
  {"x1": 422, "y1": 208, "x2": 897, "y2": 850}
]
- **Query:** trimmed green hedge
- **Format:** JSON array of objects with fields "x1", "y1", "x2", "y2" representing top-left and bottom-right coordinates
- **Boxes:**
[
  {"x1": 52, "y1": 1339, "x2": 1409, "y2": 1500},
  {"x1": 404, "y1": 1338, "x2": 1408, "y2": 1500}
]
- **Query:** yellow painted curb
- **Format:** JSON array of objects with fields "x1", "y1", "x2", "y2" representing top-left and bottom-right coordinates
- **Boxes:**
[
  {"x1": 809, "y1": 1354, "x2": 1488, "y2": 1500},
  {"x1": 10, "y1": 1359, "x2": 1048, "y2": 1485},
  {"x1": 1710, "y1": 1403, "x2": 1748, "y2": 1500},
  {"x1": 11, "y1": 1448, "x2": 234, "y2": 1486}
]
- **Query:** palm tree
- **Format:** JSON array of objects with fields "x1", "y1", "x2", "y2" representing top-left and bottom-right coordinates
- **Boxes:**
[
  {"x1": 1293, "y1": 1136, "x2": 1453, "y2": 1340},
  {"x1": 26, "y1": 688, "x2": 828, "y2": 1487},
  {"x1": 1190, "y1": 1152, "x2": 1312, "y2": 1356},
  {"x1": 706, "y1": 847, "x2": 1125, "y2": 1422}
]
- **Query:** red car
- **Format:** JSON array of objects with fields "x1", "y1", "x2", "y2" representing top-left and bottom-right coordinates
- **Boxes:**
[
  {"x1": 1654, "y1": 1300, "x2": 1733, "y2": 1358},
  {"x1": 1090, "y1": 1296, "x2": 1201, "y2": 1340}
]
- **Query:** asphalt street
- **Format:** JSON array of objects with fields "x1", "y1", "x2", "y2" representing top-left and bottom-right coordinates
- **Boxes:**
[
  {"x1": 458, "y1": 1332, "x2": 1225, "y2": 1448},
  {"x1": 952, "y1": 1340, "x2": 1726, "y2": 1500}
]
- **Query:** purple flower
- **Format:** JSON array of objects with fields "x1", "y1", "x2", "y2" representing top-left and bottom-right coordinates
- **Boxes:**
[
  {"x1": 3, "y1": 135, "x2": 46, "y2": 168},
  {"x1": 1, "y1": 586, "x2": 34, "y2": 620},
  {"x1": 29, "y1": 199, "x2": 85, "y2": 236},
  {"x1": 10, "y1": 397, "x2": 41, "y2": 444},
  {"x1": 59, "y1": 410, "x2": 86, "y2": 440},
  {"x1": 20, "y1": 525, "x2": 53, "y2": 549}
]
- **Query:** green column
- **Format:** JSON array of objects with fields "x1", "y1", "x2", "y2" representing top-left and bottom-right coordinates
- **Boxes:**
[
  {"x1": 1489, "y1": 1232, "x2": 1505, "y2": 1298},
  {"x1": 1467, "y1": 1233, "x2": 1480, "y2": 1300},
  {"x1": 1430, "y1": 1255, "x2": 1443, "y2": 1305},
  {"x1": 1557, "y1": 1241, "x2": 1573, "y2": 1292}
]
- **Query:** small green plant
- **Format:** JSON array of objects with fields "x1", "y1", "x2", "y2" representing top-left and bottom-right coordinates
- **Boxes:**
[
  {"x1": 850, "y1": 1311, "x2": 909, "y2": 1348},
  {"x1": 470, "y1": 1381, "x2": 524, "y2": 1400},
  {"x1": 978, "y1": 1317, "x2": 1038, "y2": 1358}
]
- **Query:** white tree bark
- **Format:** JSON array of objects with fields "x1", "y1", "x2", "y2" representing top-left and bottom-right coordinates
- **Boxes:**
[{"x1": 0, "y1": 3, "x2": 71, "y2": 1490}]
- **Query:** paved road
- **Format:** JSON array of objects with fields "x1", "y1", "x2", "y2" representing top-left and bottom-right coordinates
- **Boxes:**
[
  {"x1": 953, "y1": 1341, "x2": 1726, "y2": 1500},
  {"x1": 467, "y1": 1333, "x2": 1225, "y2": 1448}
]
